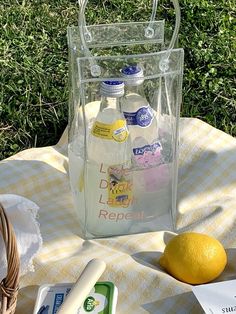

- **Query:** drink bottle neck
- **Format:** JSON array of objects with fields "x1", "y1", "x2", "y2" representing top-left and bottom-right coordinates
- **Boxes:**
[
  {"x1": 100, "y1": 96, "x2": 121, "y2": 112},
  {"x1": 126, "y1": 84, "x2": 145, "y2": 97}
]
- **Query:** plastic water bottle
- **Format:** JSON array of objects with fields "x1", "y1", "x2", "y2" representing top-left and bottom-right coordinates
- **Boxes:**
[
  {"x1": 121, "y1": 65, "x2": 162, "y2": 168},
  {"x1": 86, "y1": 81, "x2": 134, "y2": 236}
]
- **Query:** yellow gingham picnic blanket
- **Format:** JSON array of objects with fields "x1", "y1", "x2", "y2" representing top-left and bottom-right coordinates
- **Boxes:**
[{"x1": 1, "y1": 118, "x2": 236, "y2": 314}]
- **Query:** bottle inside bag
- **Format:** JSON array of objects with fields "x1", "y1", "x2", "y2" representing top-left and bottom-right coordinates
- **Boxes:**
[
  {"x1": 86, "y1": 81, "x2": 134, "y2": 236},
  {"x1": 121, "y1": 65, "x2": 163, "y2": 168},
  {"x1": 121, "y1": 65, "x2": 171, "y2": 218}
]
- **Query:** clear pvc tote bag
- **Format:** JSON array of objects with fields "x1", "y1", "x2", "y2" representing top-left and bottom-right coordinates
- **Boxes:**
[{"x1": 67, "y1": 0, "x2": 184, "y2": 239}]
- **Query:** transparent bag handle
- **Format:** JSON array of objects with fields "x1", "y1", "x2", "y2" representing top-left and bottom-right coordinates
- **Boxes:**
[
  {"x1": 78, "y1": 0, "x2": 180, "y2": 76},
  {"x1": 78, "y1": 0, "x2": 159, "y2": 41}
]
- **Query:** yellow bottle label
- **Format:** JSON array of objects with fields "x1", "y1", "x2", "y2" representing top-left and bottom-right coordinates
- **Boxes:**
[
  {"x1": 107, "y1": 165, "x2": 133, "y2": 208},
  {"x1": 92, "y1": 119, "x2": 128, "y2": 143}
]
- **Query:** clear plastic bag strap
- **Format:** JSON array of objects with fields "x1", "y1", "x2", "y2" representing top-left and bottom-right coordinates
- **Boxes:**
[
  {"x1": 145, "y1": 0, "x2": 159, "y2": 38},
  {"x1": 78, "y1": 0, "x2": 180, "y2": 76},
  {"x1": 78, "y1": 0, "x2": 159, "y2": 41},
  {"x1": 77, "y1": 0, "x2": 92, "y2": 42}
]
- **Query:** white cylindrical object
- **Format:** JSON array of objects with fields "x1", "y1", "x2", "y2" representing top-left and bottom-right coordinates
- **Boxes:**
[{"x1": 57, "y1": 259, "x2": 106, "y2": 314}]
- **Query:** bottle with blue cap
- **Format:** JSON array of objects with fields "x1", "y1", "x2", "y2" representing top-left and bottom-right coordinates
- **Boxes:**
[
  {"x1": 121, "y1": 65, "x2": 161, "y2": 169},
  {"x1": 86, "y1": 81, "x2": 133, "y2": 236}
]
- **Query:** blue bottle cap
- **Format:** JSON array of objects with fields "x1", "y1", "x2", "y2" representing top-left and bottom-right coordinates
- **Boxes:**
[
  {"x1": 100, "y1": 81, "x2": 125, "y2": 97},
  {"x1": 121, "y1": 65, "x2": 142, "y2": 76},
  {"x1": 121, "y1": 65, "x2": 144, "y2": 86}
]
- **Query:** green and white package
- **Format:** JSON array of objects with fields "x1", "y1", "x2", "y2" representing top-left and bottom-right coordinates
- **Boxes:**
[{"x1": 33, "y1": 281, "x2": 118, "y2": 314}]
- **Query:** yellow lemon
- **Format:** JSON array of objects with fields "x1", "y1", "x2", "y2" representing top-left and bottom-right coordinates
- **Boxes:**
[{"x1": 159, "y1": 232, "x2": 227, "y2": 284}]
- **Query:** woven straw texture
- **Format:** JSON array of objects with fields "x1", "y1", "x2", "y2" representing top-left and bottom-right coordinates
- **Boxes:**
[{"x1": 0, "y1": 204, "x2": 20, "y2": 314}]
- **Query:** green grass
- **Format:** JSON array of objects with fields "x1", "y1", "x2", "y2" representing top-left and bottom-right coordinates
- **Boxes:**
[{"x1": 1, "y1": 0, "x2": 235, "y2": 160}]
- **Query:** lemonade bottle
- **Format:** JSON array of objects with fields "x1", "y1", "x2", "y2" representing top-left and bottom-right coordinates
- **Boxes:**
[{"x1": 86, "y1": 81, "x2": 134, "y2": 236}]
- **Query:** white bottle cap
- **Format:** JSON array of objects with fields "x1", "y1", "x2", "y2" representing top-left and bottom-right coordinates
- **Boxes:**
[
  {"x1": 100, "y1": 81, "x2": 125, "y2": 97},
  {"x1": 121, "y1": 65, "x2": 144, "y2": 86}
]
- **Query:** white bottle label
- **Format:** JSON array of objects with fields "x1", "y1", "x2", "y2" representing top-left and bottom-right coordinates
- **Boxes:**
[
  {"x1": 132, "y1": 141, "x2": 162, "y2": 168},
  {"x1": 123, "y1": 106, "x2": 154, "y2": 127}
]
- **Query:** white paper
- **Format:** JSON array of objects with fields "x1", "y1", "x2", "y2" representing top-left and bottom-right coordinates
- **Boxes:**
[{"x1": 192, "y1": 279, "x2": 236, "y2": 314}]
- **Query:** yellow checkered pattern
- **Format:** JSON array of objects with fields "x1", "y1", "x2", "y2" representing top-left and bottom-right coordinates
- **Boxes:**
[{"x1": 0, "y1": 118, "x2": 236, "y2": 314}]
